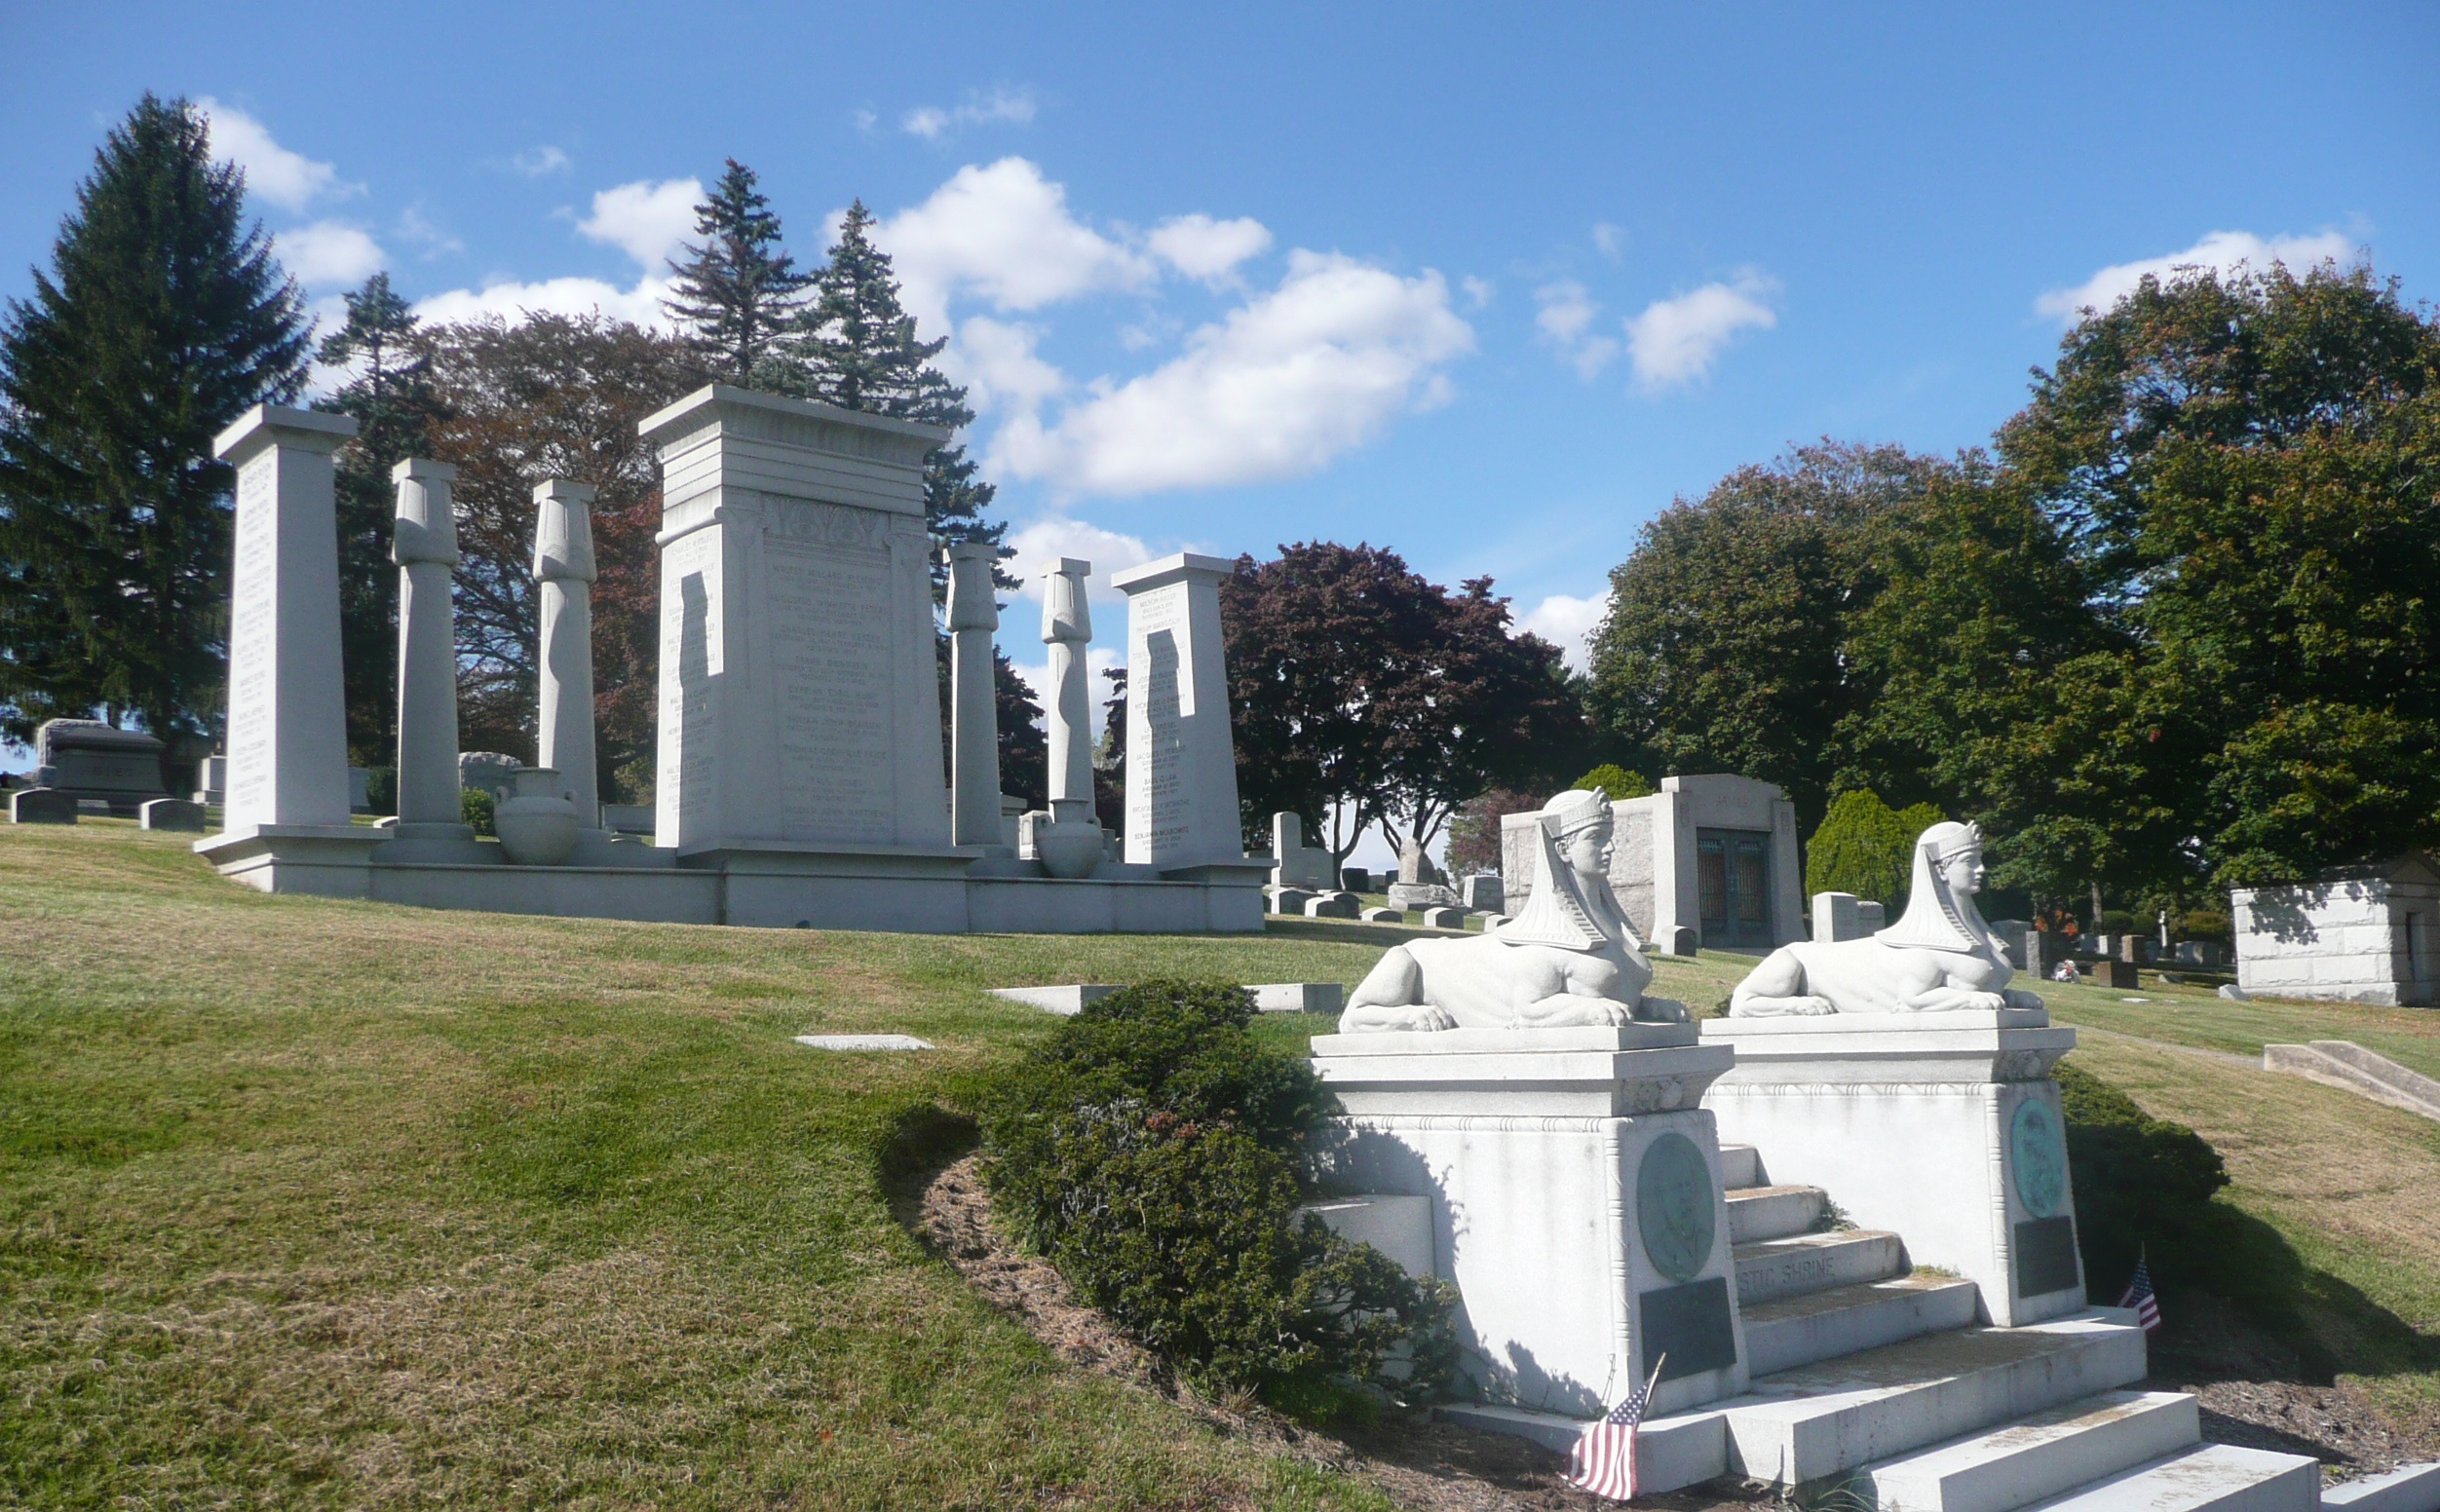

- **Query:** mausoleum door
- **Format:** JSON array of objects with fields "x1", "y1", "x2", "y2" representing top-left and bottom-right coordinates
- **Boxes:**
[{"x1": 1697, "y1": 828, "x2": 1774, "y2": 950}]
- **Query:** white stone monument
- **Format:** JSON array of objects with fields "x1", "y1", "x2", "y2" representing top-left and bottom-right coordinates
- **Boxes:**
[
  {"x1": 644, "y1": 384, "x2": 952, "y2": 857},
  {"x1": 1019, "y1": 556, "x2": 1108, "y2": 879},
  {"x1": 1270, "y1": 811, "x2": 1336, "y2": 890},
  {"x1": 384, "y1": 458, "x2": 493, "y2": 863},
  {"x1": 1708, "y1": 822, "x2": 2085, "y2": 1325},
  {"x1": 1111, "y1": 552, "x2": 1250, "y2": 874},
  {"x1": 944, "y1": 541, "x2": 1004, "y2": 850},
  {"x1": 196, "y1": 405, "x2": 388, "y2": 890},
  {"x1": 530, "y1": 477, "x2": 649, "y2": 867}
]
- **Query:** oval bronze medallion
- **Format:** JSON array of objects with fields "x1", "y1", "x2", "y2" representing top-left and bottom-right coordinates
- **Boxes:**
[
  {"x1": 2010, "y1": 1096, "x2": 2066, "y2": 1218},
  {"x1": 1636, "y1": 1130, "x2": 1716, "y2": 1283}
]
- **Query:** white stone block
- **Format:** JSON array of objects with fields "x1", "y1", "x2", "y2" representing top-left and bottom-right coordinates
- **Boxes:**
[
  {"x1": 1740, "y1": 1275, "x2": 1980, "y2": 1378},
  {"x1": 987, "y1": 984, "x2": 1121, "y2": 1015},
  {"x1": 2020, "y1": 1443, "x2": 2318, "y2": 1512},
  {"x1": 2324, "y1": 1460, "x2": 2440, "y2": 1512},
  {"x1": 1296, "y1": 1194, "x2": 1433, "y2": 1276},
  {"x1": 1419, "y1": 906, "x2": 1467, "y2": 928},
  {"x1": 1735, "y1": 1229, "x2": 1906, "y2": 1304},
  {"x1": 1863, "y1": 1389, "x2": 2199, "y2": 1512},
  {"x1": 1247, "y1": 982, "x2": 1345, "y2": 1014},
  {"x1": 793, "y1": 1034, "x2": 933, "y2": 1050},
  {"x1": 1113, "y1": 552, "x2": 1246, "y2": 871},
  {"x1": 1360, "y1": 905, "x2": 1403, "y2": 923}
]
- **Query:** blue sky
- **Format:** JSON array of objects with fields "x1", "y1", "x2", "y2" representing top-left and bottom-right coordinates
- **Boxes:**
[{"x1": 4, "y1": 3, "x2": 2435, "y2": 859}]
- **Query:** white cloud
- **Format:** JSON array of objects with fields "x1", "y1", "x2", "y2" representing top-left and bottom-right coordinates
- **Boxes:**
[
  {"x1": 413, "y1": 274, "x2": 676, "y2": 331},
  {"x1": 1535, "y1": 279, "x2": 1620, "y2": 380},
  {"x1": 396, "y1": 204, "x2": 464, "y2": 257},
  {"x1": 1005, "y1": 514, "x2": 1158, "y2": 601},
  {"x1": 577, "y1": 177, "x2": 701, "y2": 269},
  {"x1": 1521, "y1": 591, "x2": 1609, "y2": 673},
  {"x1": 277, "y1": 221, "x2": 384, "y2": 287},
  {"x1": 1625, "y1": 269, "x2": 1779, "y2": 390},
  {"x1": 991, "y1": 249, "x2": 1473, "y2": 498},
  {"x1": 511, "y1": 145, "x2": 570, "y2": 176},
  {"x1": 949, "y1": 315, "x2": 1067, "y2": 414},
  {"x1": 1461, "y1": 276, "x2": 1495, "y2": 309},
  {"x1": 1592, "y1": 222, "x2": 1626, "y2": 259},
  {"x1": 198, "y1": 97, "x2": 353, "y2": 210},
  {"x1": 872, "y1": 157, "x2": 1154, "y2": 337},
  {"x1": 903, "y1": 87, "x2": 1038, "y2": 140},
  {"x1": 853, "y1": 108, "x2": 879, "y2": 133},
  {"x1": 1147, "y1": 213, "x2": 1273, "y2": 284},
  {"x1": 2036, "y1": 229, "x2": 2360, "y2": 324}
]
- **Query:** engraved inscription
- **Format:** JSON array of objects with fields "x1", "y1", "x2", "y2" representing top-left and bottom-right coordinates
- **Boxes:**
[
  {"x1": 1129, "y1": 585, "x2": 1187, "y2": 858},
  {"x1": 224, "y1": 456, "x2": 278, "y2": 822},
  {"x1": 762, "y1": 495, "x2": 890, "y2": 549},
  {"x1": 767, "y1": 536, "x2": 895, "y2": 841}
]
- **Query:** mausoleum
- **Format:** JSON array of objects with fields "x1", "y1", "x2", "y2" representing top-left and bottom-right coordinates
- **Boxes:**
[
  {"x1": 2231, "y1": 852, "x2": 2440, "y2": 1006},
  {"x1": 1501, "y1": 773, "x2": 1802, "y2": 955}
]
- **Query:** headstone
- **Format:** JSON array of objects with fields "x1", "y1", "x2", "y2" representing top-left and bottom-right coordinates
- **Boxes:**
[
  {"x1": 1811, "y1": 890, "x2": 1863, "y2": 941},
  {"x1": 1419, "y1": 905, "x2": 1466, "y2": 928},
  {"x1": 1989, "y1": 919, "x2": 2031, "y2": 970},
  {"x1": 193, "y1": 754, "x2": 227, "y2": 805},
  {"x1": 9, "y1": 788, "x2": 76, "y2": 824},
  {"x1": 348, "y1": 768, "x2": 371, "y2": 812},
  {"x1": 1854, "y1": 900, "x2": 1887, "y2": 932},
  {"x1": 2103, "y1": 960, "x2": 2140, "y2": 990},
  {"x1": 643, "y1": 385, "x2": 952, "y2": 853},
  {"x1": 2219, "y1": 983, "x2": 2250, "y2": 1002},
  {"x1": 1306, "y1": 892, "x2": 1359, "y2": 920},
  {"x1": 1396, "y1": 837, "x2": 1444, "y2": 887},
  {"x1": 945, "y1": 541, "x2": 1003, "y2": 849},
  {"x1": 533, "y1": 478, "x2": 603, "y2": 831},
  {"x1": 2115, "y1": 934, "x2": 2141, "y2": 964},
  {"x1": 458, "y1": 752, "x2": 520, "y2": 802},
  {"x1": 987, "y1": 984, "x2": 1122, "y2": 1015},
  {"x1": 210, "y1": 406, "x2": 360, "y2": 836},
  {"x1": 1270, "y1": 812, "x2": 1335, "y2": 890},
  {"x1": 1388, "y1": 881, "x2": 1462, "y2": 910},
  {"x1": 1361, "y1": 905, "x2": 1404, "y2": 923},
  {"x1": 1247, "y1": 982, "x2": 1345, "y2": 1013},
  {"x1": 392, "y1": 459, "x2": 475, "y2": 843},
  {"x1": 1342, "y1": 866, "x2": 1373, "y2": 893},
  {"x1": 1268, "y1": 886, "x2": 1315, "y2": 915},
  {"x1": 1112, "y1": 552, "x2": 1245, "y2": 870},
  {"x1": 140, "y1": 798, "x2": 207, "y2": 832},
  {"x1": 1461, "y1": 874, "x2": 1503, "y2": 913},
  {"x1": 32, "y1": 720, "x2": 169, "y2": 811},
  {"x1": 1655, "y1": 924, "x2": 1698, "y2": 957},
  {"x1": 2024, "y1": 929, "x2": 2067, "y2": 985}
]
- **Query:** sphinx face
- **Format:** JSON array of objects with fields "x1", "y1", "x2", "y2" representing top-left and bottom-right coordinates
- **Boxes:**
[
  {"x1": 1565, "y1": 819, "x2": 1613, "y2": 883},
  {"x1": 1943, "y1": 849, "x2": 1987, "y2": 896}
]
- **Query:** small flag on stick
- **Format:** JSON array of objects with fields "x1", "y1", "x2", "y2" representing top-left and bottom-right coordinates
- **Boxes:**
[
  {"x1": 2118, "y1": 1252, "x2": 2161, "y2": 1333},
  {"x1": 1567, "y1": 1352, "x2": 1665, "y2": 1501}
]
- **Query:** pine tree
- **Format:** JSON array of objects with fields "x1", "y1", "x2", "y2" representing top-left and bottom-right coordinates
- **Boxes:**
[
  {"x1": 662, "y1": 160, "x2": 811, "y2": 385},
  {"x1": 0, "y1": 93, "x2": 309, "y2": 764},
  {"x1": 790, "y1": 200, "x2": 1010, "y2": 593},
  {"x1": 317, "y1": 272, "x2": 440, "y2": 762}
]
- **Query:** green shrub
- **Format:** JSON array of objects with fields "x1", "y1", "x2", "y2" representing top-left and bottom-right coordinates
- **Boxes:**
[
  {"x1": 461, "y1": 785, "x2": 495, "y2": 836},
  {"x1": 2055, "y1": 1060, "x2": 2229, "y2": 1296},
  {"x1": 980, "y1": 979, "x2": 1458, "y2": 1414},
  {"x1": 363, "y1": 766, "x2": 397, "y2": 814},
  {"x1": 1805, "y1": 790, "x2": 1943, "y2": 910},
  {"x1": 1573, "y1": 764, "x2": 1653, "y2": 799}
]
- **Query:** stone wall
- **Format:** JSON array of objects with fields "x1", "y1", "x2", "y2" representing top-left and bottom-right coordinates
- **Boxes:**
[{"x1": 2232, "y1": 856, "x2": 2440, "y2": 1006}]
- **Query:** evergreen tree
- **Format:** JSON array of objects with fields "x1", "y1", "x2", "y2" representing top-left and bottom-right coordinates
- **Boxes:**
[
  {"x1": 662, "y1": 160, "x2": 811, "y2": 386},
  {"x1": 0, "y1": 93, "x2": 309, "y2": 765},
  {"x1": 789, "y1": 200, "x2": 1011, "y2": 593},
  {"x1": 316, "y1": 272, "x2": 441, "y2": 762}
]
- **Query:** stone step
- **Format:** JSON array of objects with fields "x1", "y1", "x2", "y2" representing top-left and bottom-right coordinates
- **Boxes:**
[
  {"x1": 1434, "y1": 1401, "x2": 1735, "y2": 1494},
  {"x1": 1720, "y1": 1142, "x2": 1762, "y2": 1190},
  {"x1": 1741, "y1": 1275, "x2": 1982, "y2": 1377},
  {"x1": 1728, "y1": 1183, "x2": 1827, "y2": 1244},
  {"x1": 1721, "y1": 1312, "x2": 2150, "y2": 1484},
  {"x1": 2324, "y1": 1460, "x2": 2440, "y2": 1512},
  {"x1": 1863, "y1": 1390, "x2": 2200, "y2": 1512},
  {"x1": 2019, "y1": 1445, "x2": 2320, "y2": 1512},
  {"x1": 1735, "y1": 1228, "x2": 1908, "y2": 1304}
]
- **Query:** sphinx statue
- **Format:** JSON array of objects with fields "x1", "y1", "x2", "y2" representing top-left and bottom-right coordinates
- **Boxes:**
[
  {"x1": 1729, "y1": 820, "x2": 2042, "y2": 1017},
  {"x1": 1339, "y1": 788, "x2": 1691, "y2": 1032}
]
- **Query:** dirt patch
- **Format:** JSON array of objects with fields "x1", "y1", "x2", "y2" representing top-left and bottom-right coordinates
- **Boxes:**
[
  {"x1": 913, "y1": 1153, "x2": 1767, "y2": 1511},
  {"x1": 2151, "y1": 1293, "x2": 2440, "y2": 1480}
]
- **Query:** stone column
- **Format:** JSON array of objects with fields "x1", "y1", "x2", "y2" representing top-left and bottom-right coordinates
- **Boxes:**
[
  {"x1": 945, "y1": 541, "x2": 1003, "y2": 850},
  {"x1": 532, "y1": 479, "x2": 599, "y2": 824},
  {"x1": 1111, "y1": 552, "x2": 1249, "y2": 872},
  {"x1": 1041, "y1": 556, "x2": 1093, "y2": 812},
  {"x1": 392, "y1": 459, "x2": 471, "y2": 841},
  {"x1": 197, "y1": 404, "x2": 387, "y2": 891}
]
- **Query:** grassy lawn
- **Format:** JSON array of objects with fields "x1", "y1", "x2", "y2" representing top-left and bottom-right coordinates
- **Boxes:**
[{"x1": 5, "y1": 821, "x2": 2439, "y2": 1506}]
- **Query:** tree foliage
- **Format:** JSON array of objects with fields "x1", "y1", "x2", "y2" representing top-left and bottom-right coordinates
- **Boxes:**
[
  {"x1": 1218, "y1": 542, "x2": 1582, "y2": 862},
  {"x1": 1804, "y1": 789, "x2": 1942, "y2": 913},
  {"x1": 662, "y1": 160, "x2": 810, "y2": 387},
  {"x1": 1573, "y1": 763, "x2": 1652, "y2": 799},
  {"x1": 0, "y1": 93, "x2": 308, "y2": 762},
  {"x1": 1445, "y1": 787, "x2": 1539, "y2": 877}
]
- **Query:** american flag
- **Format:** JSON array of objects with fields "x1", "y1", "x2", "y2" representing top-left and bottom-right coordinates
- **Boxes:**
[
  {"x1": 2118, "y1": 1254, "x2": 2161, "y2": 1333},
  {"x1": 1567, "y1": 1353, "x2": 1664, "y2": 1501}
]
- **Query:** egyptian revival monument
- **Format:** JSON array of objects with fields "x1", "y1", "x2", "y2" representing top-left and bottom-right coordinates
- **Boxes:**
[
  {"x1": 1304, "y1": 797, "x2": 2327, "y2": 1508},
  {"x1": 188, "y1": 387, "x2": 1265, "y2": 930}
]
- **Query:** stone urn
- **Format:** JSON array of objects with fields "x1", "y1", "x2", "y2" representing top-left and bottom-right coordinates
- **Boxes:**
[
  {"x1": 1022, "y1": 800, "x2": 1107, "y2": 880},
  {"x1": 495, "y1": 767, "x2": 582, "y2": 866}
]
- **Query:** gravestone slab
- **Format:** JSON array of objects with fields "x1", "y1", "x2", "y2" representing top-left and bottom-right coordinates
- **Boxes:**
[
  {"x1": 1306, "y1": 893, "x2": 1358, "y2": 920},
  {"x1": 988, "y1": 984, "x2": 1122, "y2": 1015},
  {"x1": 1113, "y1": 553, "x2": 1246, "y2": 871},
  {"x1": 1461, "y1": 874, "x2": 1503, "y2": 913},
  {"x1": 34, "y1": 720, "x2": 169, "y2": 810},
  {"x1": 1854, "y1": 901, "x2": 1887, "y2": 932},
  {"x1": 2103, "y1": 960, "x2": 2140, "y2": 989},
  {"x1": 1342, "y1": 867, "x2": 1373, "y2": 892},
  {"x1": 793, "y1": 1034, "x2": 934, "y2": 1051},
  {"x1": 1270, "y1": 812, "x2": 1335, "y2": 890},
  {"x1": 140, "y1": 799, "x2": 207, "y2": 832},
  {"x1": 1268, "y1": 886, "x2": 1315, "y2": 915},
  {"x1": 1419, "y1": 906, "x2": 1466, "y2": 928},
  {"x1": 1989, "y1": 918, "x2": 2032, "y2": 969},
  {"x1": 1248, "y1": 982, "x2": 1346, "y2": 1014},
  {"x1": 643, "y1": 385, "x2": 953, "y2": 855},
  {"x1": 1387, "y1": 881, "x2": 1461, "y2": 910},
  {"x1": 10, "y1": 789, "x2": 76, "y2": 824},
  {"x1": 1811, "y1": 890, "x2": 1864, "y2": 941},
  {"x1": 1361, "y1": 905, "x2": 1404, "y2": 923}
]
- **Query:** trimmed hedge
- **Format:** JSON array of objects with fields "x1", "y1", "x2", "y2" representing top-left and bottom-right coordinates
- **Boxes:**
[
  {"x1": 2056, "y1": 1060, "x2": 2229, "y2": 1297},
  {"x1": 980, "y1": 979, "x2": 1457, "y2": 1415}
]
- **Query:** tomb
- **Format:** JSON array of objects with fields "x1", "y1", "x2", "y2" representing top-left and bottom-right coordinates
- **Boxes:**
[
  {"x1": 1503, "y1": 774, "x2": 1802, "y2": 956},
  {"x1": 2231, "y1": 852, "x2": 2439, "y2": 1006},
  {"x1": 31, "y1": 720, "x2": 172, "y2": 813}
]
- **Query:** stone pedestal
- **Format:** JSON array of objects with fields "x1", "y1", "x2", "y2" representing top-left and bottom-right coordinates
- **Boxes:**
[
  {"x1": 1312, "y1": 1025, "x2": 1748, "y2": 1418},
  {"x1": 1699, "y1": 1010, "x2": 2085, "y2": 1326},
  {"x1": 529, "y1": 478, "x2": 645, "y2": 867},
  {"x1": 197, "y1": 405, "x2": 388, "y2": 890},
  {"x1": 643, "y1": 385, "x2": 954, "y2": 855},
  {"x1": 1112, "y1": 552, "x2": 1246, "y2": 872},
  {"x1": 385, "y1": 458, "x2": 494, "y2": 864},
  {"x1": 32, "y1": 720, "x2": 170, "y2": 812}
]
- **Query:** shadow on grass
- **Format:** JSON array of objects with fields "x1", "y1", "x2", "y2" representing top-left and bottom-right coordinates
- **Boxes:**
[
  {"x1": 2154, "y1": 1200, "x2": 2440, "y2": 1390},
  {"x1": 878, "y1": 1101, "x2": 980, "y2": 1239}
]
